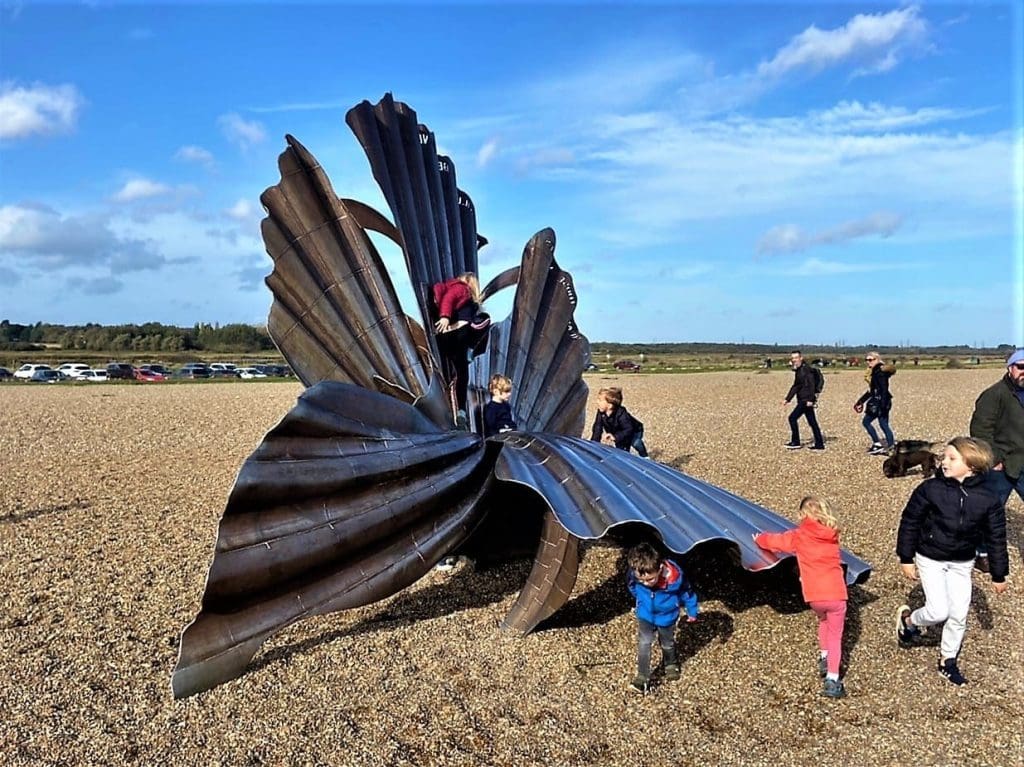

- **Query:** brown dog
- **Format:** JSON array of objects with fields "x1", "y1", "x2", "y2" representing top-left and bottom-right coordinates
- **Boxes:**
[{"x1": 883, "y1": 440, "x2": 942, "y2": 478}]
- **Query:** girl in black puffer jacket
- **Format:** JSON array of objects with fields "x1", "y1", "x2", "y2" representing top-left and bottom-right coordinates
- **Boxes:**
[{"x1": 895, "y1": 437, "x2": 1009, "y2": 685}]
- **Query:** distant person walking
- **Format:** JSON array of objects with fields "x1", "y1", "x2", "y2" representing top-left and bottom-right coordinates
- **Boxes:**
[
  {"x1": 968, "y1": 348, "x2": 1024, "y2": 571},
  {"x1": 783, "y1": 350, "x2": 824, "y2": 451},
  {"x1": 854, "y1": 351, "x2": 896, "y2": 455}
]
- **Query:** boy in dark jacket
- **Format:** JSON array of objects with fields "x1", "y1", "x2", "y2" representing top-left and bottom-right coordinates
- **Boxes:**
[
  {"x1": 482, "y1": 374, "x2": 516, "y2": 437},
  {"x1": 591, "y1": 387, "x2": 648, "y2": 457},
  {"x1": 626, "y1": 542, "x2": 699, "y2": 693},
  {"x1": 895, "y1": 437, "x2": 1009, "y2": 685}
]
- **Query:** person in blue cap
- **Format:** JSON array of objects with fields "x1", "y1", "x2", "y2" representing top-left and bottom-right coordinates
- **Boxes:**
[{"x1": 969, "y1": 348, "x2": 1024, "y2": 571}]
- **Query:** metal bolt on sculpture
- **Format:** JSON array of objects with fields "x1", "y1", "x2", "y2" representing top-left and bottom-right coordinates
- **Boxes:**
[{"x1": 172, "y1": 95, "x2": 871, "y2": 698}]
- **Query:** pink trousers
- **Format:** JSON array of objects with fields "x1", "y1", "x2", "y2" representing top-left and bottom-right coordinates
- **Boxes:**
[{"x1": 808, "y1": 599, "x2": 847, "y2": 676}]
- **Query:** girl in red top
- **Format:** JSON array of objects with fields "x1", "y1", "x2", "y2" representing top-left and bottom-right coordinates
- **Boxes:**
[
  {"x1": 755, "y1": 496, "x2": 848, "y2": 698},
  {"x1": 431, "y1": 273, "x2": 486, "y2": 423}
]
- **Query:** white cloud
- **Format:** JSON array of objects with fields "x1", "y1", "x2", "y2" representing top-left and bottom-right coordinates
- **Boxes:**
[
  {"x1": 112, "y1": 178, "x2": 173, "y2": 203},
  {"x1": 810, "y1": 100, "x2": 985, "y2": 132},
  {"x1": 0, "y1": 81, "x2": 84, "y2": 139},
  {"x1": 757, "y1": 211, "x2": 904, "y2": 255},
  {"x1": 218, "y1": 112, "x2": 267, "y2": 150},
  {"x1": 0, "y1": 203, "x2": 164, "y2": 273},
  {"x1": 224, "y1": 199, "x2": 256, "y2": 221},
  {"x1": 175, "y1": 145, "x2": 215, "y2": 167},
  {"x1": 785, "y1": 257, "x2": 919, "y2": 276},
  {"x1": 66, "y1": 275, "x2": 124, "y2": 295},
  {"x1": 477, "y1": 137, "x2": 500, "y2": 168},
  {"x1": 757, "y1": 6, "x2": 928, "y2": 80}
]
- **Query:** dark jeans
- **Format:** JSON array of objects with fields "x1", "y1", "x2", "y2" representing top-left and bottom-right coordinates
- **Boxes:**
[
  {"x1": 636, "y1": 618, "x2": 677, "y2": 678},
  {"x1": 632, "y1": 428, "x2": 649, "y2": 457},
  {"x1": 788, "y1": 402, "x2": 824, "y2": 448},
  {"x1": 862, "y1": 412, "x2": 894, "y2": 447},
  {"x1": 436, "y1": 327, "x2": 472, "y2": 412},
  {"x1": 977, "y1": 468, "x2": 1023, "y2": 555}
]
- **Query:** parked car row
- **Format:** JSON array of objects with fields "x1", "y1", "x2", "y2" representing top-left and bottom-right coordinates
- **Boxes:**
[{"x1": 3, "y1": 361, "x2": 294, "y2": 382}]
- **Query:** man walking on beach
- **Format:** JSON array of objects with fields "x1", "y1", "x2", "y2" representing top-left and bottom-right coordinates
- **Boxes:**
[
  {"x1": 783, "y1": 350, "x2": 825, "y2": 450},
  {"x1": 969, "y1": 348, "x2": 1024, "y2": 570}
]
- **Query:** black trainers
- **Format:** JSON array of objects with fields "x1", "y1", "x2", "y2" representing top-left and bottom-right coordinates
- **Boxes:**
[
  {"x1": 436, "y1": 556, "x2": 459, "y2": 572},
  {"x1": 868, "y1": 444, "x2": 888, "y2": 456},
  {"x1": 628, "y1": 675, "x2": 649, "y2": 694},
  {"x1": 784, "y1": 442, "x2": 802, "y2": 450},
  {"x1": 663, "y1": 664, "x2": 681, "y2": 682},
  {"x1": 808, "y1": 444, "x2": 825, "y2": 451},
  {"x1": 866, "y1": 442, "x2": 884, "y2": 454},
  {"x1": 896, "y1": 604, "x2": 921, "y2": 645},
  {"x1": 821, "y1": 678, "x2": 846, "y2": 698},
  {"x1": 817, "y1": 655, "x2": 828, "y2": 678},
  {"x1": 938, "y1": 658, "x2": 967, "y2": 686}
]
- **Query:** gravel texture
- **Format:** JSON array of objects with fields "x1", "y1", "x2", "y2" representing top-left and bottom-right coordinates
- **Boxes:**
[{"x1": 1, "y1": 369, "x2": 1021, "y2": 766}]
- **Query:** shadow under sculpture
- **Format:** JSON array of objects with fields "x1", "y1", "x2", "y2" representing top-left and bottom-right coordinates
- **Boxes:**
[{"x1": 172, "y1": 95, "x2": 872, "y2": 699}]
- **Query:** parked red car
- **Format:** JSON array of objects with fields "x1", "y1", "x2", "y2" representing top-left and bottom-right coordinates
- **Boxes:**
[
  {"x1": 134, "y1": 368, "x2": 167, "y2": 382},
  {"x1": 613, "y1": 360, "x2": 642, "y2": 372}
]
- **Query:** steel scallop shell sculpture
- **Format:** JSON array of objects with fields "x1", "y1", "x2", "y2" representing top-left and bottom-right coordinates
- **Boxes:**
[{"x1": 172, "y1": 95, "x2": 871, "y2": 699}]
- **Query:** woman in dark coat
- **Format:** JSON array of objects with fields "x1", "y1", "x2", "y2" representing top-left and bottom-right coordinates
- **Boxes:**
[{"x1": 854, "y1": 351, "x2": 896, "y2": 454}]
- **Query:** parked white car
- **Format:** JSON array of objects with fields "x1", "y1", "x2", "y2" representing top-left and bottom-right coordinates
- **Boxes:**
[
  {"x1": 57, "y1": 363, "x2": 91, "y2": 379},
  {"x1": 14, "y1": 364, "x2": 53, "y2": 379},
  {"x1": 236, "y1": 367, "x2": 267, "y2": 379},
  {"x1": 79, "y1": 369, "x2": 109, "y2": 382}
]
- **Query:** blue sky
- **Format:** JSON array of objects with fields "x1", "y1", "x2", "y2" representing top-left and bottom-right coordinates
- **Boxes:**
[{"x1": 1, "y1": 1, "x2": 1021, "y2": 346}]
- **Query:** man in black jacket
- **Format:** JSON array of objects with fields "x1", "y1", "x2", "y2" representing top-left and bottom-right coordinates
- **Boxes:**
[{"x1": 782, "y1": 350, "x2": 824, "y2": 450}]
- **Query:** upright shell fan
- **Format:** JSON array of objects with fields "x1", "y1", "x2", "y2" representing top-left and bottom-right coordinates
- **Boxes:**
[{"x1": 172, "y1": 96, "x2": 871, "y2": 699}]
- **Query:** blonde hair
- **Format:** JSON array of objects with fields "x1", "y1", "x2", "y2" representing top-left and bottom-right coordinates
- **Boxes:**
[
  {"x1": 489, "y1": 373, "x2": 512, "y2": 395},
  {"x1": 948, "y1": 436, "x2": 994, "y2": 474},
  {"x1": 800, "y1": 496, "x2": 838, "y2": 530},
  {"x1": 457, "y1": 272, "x2": 482, "y2": 304},
  {"x1": 598, "y1": 387, "x2": 623, "y2": 407}
]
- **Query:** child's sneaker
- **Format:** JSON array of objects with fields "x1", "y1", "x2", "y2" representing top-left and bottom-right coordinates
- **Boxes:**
[
  {"x1": 866, "y1": 442, "x2": 884, "y2": 454},
  {"x1": 628, "y1": 675, "x2": 649, "y2": 694},
  {"x1": 784, "y1": 442, "x2": 803, "y2": 450},
  {"x1": 817, "y1": 655, "x2": 827, "y2": 678},
  {"x1": 821, "y1": 678, "x2": 846, "y2": 698},
  {"x1": 895, "y1": 604, "x2": 921, "y2": 645},
  {"x1": 663, "y1": 664, "x2": 681, "y2": 682},
  {"x1": 938, "y1": 658, "x2": 967, "y2": 686}
]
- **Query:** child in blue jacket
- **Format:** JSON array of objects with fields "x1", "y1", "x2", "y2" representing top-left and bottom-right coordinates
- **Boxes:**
[{"x1": 626, "y1": 542, "x2": 699, "y2": 693}]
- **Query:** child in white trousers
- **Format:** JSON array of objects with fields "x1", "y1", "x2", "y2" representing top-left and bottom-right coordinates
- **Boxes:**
[{"x1": 895, "y1": 437, "x2": 1009, "y2": 685}]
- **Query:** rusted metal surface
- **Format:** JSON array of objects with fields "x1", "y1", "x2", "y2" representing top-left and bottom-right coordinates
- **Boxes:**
[{"x1": 172, "y1": 94, "x2": 872, "y2": 699}]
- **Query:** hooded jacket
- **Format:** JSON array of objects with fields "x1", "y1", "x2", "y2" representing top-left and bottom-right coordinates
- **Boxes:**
[
  {"x1": 627, "y1": 558, "x2": 699, "y2": 626},
  {"x1": 755, "y1": 518, "x2": 847, "y2": 602},
  {"x1": 896, "y1": 470, "x2": 1009, "y2": 582},
  {"x1": 970, "y1": 374, "x2": 1024, "y2": 481},
  {"x1": 856, "y1": 363, "x2": 896, "y2": 414}
]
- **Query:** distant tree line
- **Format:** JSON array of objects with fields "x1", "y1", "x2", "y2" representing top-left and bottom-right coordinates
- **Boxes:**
[
  {"x1": 591, "y1": 342, "x2": 1016, "y2": 358},
  {"x1": 0, "y1": 320, "x2": 277, "y2": 354},
  {"x1": 1, "y1": 319, "x2": 1014, "y2": 358}
]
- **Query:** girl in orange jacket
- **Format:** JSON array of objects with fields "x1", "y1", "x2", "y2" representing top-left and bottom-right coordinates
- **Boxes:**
[{"x1": 755, "y1": 496, "x2": 848, "y2": 698}]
